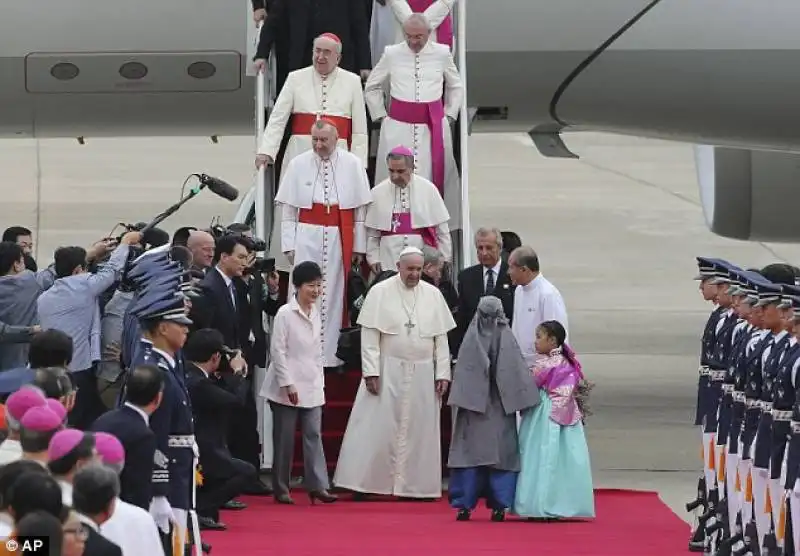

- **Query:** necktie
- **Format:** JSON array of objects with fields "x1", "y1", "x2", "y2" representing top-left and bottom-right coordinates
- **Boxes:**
[
  {"x1": 485, "y1": 268, "x2": 494, "y2": 295},
  {"x1": 229, "y1": 281, "x2": 237, "y2": 309}
]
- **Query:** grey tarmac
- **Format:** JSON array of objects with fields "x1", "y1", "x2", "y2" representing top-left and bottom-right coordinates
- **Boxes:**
[{"x1": 5, "y1": 131, "x2": 800, "y2": 523}]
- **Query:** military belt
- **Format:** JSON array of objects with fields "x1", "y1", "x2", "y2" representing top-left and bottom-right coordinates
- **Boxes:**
[
  {"x1": 745, "y1": 398, "x2": 761, "y2": 409},
  {"x1": 772, "y1": 410, "x2": 793, "y2": 421},
  {"x1": 699, "y1": 366, "x2": 711, "y2": 376},
  {"x1": 722, "y1": 384, "x2": 735, "y2": 393},
  {"x1": 709, "y1": 371, "x2": 726, "y2": 381},
  {"x1": 168, "y1": 435, "x2": 196, "y2": 449},
  {"x1": 732, "y1": 392, "x2": 746, "y2": 403},
  {"x1": 762, "y1": 401, "x2": 774, "y2": 411},
  {"x1": 792, "y1": 420, "x2": 800, "y2": 434}
]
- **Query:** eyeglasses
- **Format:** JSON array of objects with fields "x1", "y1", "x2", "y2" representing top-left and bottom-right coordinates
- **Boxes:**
[{"x1": 63, "y1": 523, "x2": 89, "y2": 542}]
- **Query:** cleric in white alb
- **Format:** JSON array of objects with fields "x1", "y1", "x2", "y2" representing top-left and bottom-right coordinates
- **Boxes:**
[
  {"x1": 256, "y1": 32, "x2": 369, "y2": 273},
  {"x1": 369, "y1": 0, "x2": 455, "y2": 67},
  {"x1": 275, "y1": 119, "x2": 372, "y2": 368},
  {"x1": 365, "y1": 13, "x2": 464, "y2": 227},
  {"x1": 365, "y1": 146, "x2": 451, "y2": 273},
  {"x1": 333, "y1": 247, "x2": 455, "y2": 498}
]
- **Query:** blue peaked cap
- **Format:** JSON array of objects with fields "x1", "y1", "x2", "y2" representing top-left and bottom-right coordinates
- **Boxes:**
[{"x1": 127, "y1": 251, "x2": 192, "y2": 325}]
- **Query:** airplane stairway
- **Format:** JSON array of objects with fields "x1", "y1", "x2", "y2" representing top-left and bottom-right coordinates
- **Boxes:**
[{"x1": 250, "y1": 0, "x2": 472, "y2": 478}]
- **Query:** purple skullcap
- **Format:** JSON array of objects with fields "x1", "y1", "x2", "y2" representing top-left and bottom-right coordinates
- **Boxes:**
[
  {"x1": 47, "y1": 429, "x2": 85, "y2": 461},
  {"x1": 45, "y1": 399, "x2": 67, "y2": 423},
  {"x1": 6, "y1": 388, "x2": 47, "y2": 421},
  {"x1": 94, "y1": 432, "x2": 125, "y2": 464},
  {"x1": 20, "y1": 406, "x2": 63, "y2": 432},
  {"x1": 390, "y1": 146, "x2": 414, "y2": 157}
]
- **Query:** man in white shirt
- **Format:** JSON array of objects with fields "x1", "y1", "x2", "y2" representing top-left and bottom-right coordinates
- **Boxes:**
[{"x1": 508, "y1": 245, "x2": 569, "y2": 367}]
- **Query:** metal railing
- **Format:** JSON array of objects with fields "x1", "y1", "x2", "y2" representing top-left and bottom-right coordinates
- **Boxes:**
[
  {"x1": 454, "y1": 0, "x2": 473, "y2": 268},
  {"x1": 253, "y1": 22, "x2": 276, "y2": 248}
]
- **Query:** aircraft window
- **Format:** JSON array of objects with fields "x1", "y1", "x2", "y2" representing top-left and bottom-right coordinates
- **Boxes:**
[
  {"x1": 187, "y1": 62, "x2": 216, "y2": 79},
  {"x1": 119, "y1": 62, "x2": 148, "y2": 80},
  {"x1": 50, "y1": 63, "x2": 79, "y2": 81}
]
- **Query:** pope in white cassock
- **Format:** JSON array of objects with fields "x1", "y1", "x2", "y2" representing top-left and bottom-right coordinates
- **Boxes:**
[
  {"x1": 275, "y1": 119, "x2": 372, "y2": 368},
  {"x1": 333, "y1": 246, "x2": 456, "y2": 498},
  {"x1": 364, "y1": 14, "x2": 464, "y2": 227},
  {"x1": 256, "y1": 32, "x2": 369, "y2": 273},
  {"x1": 365, "y1": 145, "x2": 451, "y2": 273},
  {"x1": 369, "y1": 0, "x2": 455, "y2": 67}
]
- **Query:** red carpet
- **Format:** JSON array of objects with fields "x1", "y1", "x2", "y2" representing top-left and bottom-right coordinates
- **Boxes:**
[{"x1": 203, "y1": 489, "x2": 688, "y2": 555}]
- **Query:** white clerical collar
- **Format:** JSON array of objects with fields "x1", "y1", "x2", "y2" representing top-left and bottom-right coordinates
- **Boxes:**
[
  {"x1": 315, "y1": 149, "x2": 339, "y2": 165},
  {"x1": 59, "y1": 480, "x2": 73, "y2": 506},
  {"x1": 124, "y1": 402, "x2": 149, "y2": 424},
  {"x1": 151, "y1": 346, "x2": 175, "y2": 369},
  {"x1": 316, "y1": 67, "x2": 338, "y2": 80},
  {"x1": 521, "y1": 273, "x2": 543, "y2": 292},
  {"x1": 215, "y1": 266, "x2": 232, "y2": 287}
]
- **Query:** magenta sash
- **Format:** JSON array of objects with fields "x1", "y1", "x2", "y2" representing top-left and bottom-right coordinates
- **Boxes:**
[
  {"x1": 381, "y1": 212, "x2": 438, "y2": 248},
  {"x1": 388, "y1": 97, "x2": 446, "y2": 195},
  {"x1": 406, "y1": 0, "x2": 453, "y2": 48}
]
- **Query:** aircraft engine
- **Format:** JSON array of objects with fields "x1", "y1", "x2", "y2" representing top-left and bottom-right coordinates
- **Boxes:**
[{"x1": 695, "y1": 145, "x2": 800, "y2": 242}]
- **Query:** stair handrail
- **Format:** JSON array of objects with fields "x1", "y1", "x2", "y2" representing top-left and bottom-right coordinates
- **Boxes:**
[
  {"x1": 454, "y1": 0, "x2": 473, "y2": 268},
  {"x1": 253, "y1": 22, "x2": 276, "y2": 247}
]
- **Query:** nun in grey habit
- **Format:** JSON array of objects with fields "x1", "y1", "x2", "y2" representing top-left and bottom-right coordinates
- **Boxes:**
[{"x1": 447, "y1": 296, "x2": 540, "y2": 521}]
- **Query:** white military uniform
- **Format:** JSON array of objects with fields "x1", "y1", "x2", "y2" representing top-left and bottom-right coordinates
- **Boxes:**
[
  {"x1": 365, "y1": 175, "x2": 451, "y2": 270},
  {"x1": 333, "y1": 273, "x2": 455, "y2": 497},
  {"x1": 369, "y1": 0, "x2": 455, "y2": 67},
  {"x1": 275, "y1": 148, "x2": 372, "y2": 367},
  {"x1": 259, "y1": 66, "x2": 369, "y2": 272},
  {"x1": 365, "y1": 41, "x2": 463, "y2": 228}
]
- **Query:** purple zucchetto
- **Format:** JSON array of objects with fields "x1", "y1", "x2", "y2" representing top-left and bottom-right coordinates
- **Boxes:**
[
  {"x1": 94, "y1": 432, "x2": 125, "y2": 464},
  {"x1": 6, "y1": 388, "x2": 47, "y2": 421},
  {"x1": 20, "y1": 406, "x2": 63, "y2": 432},
  {"x1": 45, "y1": 399, "x2": 67, "y2": 423},
  {"x1": 390, "y1": 146, "x2": 414, "y2": 157},
  {"x1": 47, "y1": 429, "x2": 86, "y2": 461}
]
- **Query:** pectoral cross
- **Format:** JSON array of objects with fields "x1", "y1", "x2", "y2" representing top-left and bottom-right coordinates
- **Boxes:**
[
  {"x1": 404, "y1": 320, "x2": 415, "y2": 334},
  {"x1": 392, "y1": 215, "x2": 401, "y2": 232}
]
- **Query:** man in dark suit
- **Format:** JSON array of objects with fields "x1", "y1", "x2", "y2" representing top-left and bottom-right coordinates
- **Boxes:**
[
  {"x1": 254, "y1": 0, "x2": 372, "y2": 94},
  {"x1": 190, "y1": 235, "x2": 251, "y2": 349},
  {"x1": 189, "y1": 234, "x2": 272, "y2": 495},
  {"x1": 453, "y1": 227, "x2": 514, "y2": 357},
  {"x1": 185, "y1": 329, "x2": 258, "y2": 530},
  {"x1": 72, "y1": 464, "x2": 124, "y2": 556},
  {"x1": 92, "y1": 364, "x2": 163, "y2": 510}
]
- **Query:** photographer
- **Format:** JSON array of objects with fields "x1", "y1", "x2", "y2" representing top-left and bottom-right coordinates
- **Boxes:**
[{"x1": 184, "y1": 328, "x2": 257, "y2": 531}]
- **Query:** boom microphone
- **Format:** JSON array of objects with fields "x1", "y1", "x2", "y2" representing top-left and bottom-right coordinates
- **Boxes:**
[{"x1": 197, "y1": 174, "x2": 239, "y2": 202}]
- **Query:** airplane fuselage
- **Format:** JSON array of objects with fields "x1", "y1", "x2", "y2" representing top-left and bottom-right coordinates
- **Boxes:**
[{"x1": 3, "y1": 0, "x2": 800, "y2": 152}]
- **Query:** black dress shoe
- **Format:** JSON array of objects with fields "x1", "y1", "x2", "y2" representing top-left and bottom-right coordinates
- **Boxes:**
[
  {"x1": 201, "y1": 542, "x2": 212, "y2": 554},
  {"x1": 198, "y1": 516, "x2": 227, "y2": 531},
  {"x1": 222, "y1": 500, "x2": 247, "y2": 510},
  {"x1": 490, "y1": 509, "x2": 506, "y2": 522},
  {"x1": 456, "y1": 509, "x2": 470, "y2": 521}
]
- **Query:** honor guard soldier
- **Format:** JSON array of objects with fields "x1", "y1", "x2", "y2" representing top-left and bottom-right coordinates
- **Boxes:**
[
  {"x1": 705, "y1": 264, "x2": 745, "y2": 547},
  {"x1": 124, "y1": 253, "x2": 202, "y2": 556},
  {"x1": 782, "y1": 290, "x2": 800, "y2": 556},
  {"x1": 687, "y1": 257, "x2": 729, "y2": 552},
  {"x1": 742, "y1": 273, "x2": 788, "y2": 552},
  {"x1": 696, "y1": 260, "x2": 739, "y2": 553},
  {"x1": 758, "y1": 283, "x2": 800, "y2": 556},
  {"x1": 719, "y1": 269, "x2": 760, "y2": 542}
]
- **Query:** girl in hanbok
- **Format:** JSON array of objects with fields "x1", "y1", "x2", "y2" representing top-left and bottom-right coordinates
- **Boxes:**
[{"x1": 513, "y1": 320, "x2": 595, "y2": 519}]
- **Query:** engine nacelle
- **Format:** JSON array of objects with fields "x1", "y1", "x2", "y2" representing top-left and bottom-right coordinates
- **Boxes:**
[{"x1": 695, "y1": 145, "x2": 800, "y2": 242}]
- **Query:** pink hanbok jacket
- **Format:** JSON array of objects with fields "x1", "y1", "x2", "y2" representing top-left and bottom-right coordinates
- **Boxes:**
[{"x1": 531, "y1": 345, "x2": 584, "y2": 426}]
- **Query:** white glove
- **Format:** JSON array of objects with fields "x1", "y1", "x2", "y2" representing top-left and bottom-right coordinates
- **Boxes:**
[
  {"x1": 793, "y1": 479, "x2": 800, "y2": 496},
  {"x1": 149, "y1": 496, "x2": 174, "y2": 534},
  {"x1": 192, "y1": 442, "x2": 199, "y2": 459}
]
